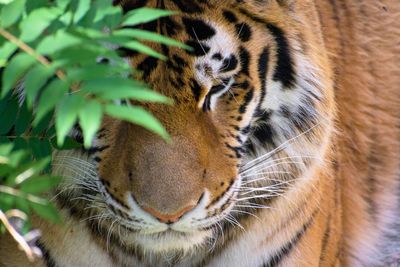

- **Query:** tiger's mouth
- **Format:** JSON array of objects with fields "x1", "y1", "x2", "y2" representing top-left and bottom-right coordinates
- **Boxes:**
[
  {"x1": 145, "y1": 229, "x2": 200, "y2": 239},
  {"x1": 96, "y1": 187, "x2": 234, "y2": 253},
  {"x1": 132, "y1": 228, "x2": 213, "y2": 252}
]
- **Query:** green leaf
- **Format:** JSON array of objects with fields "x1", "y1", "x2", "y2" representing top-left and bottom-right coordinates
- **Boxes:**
[
  {"x1": 7, "y1": 150, "x2": 29, "y2": 167},
  {"x1": 32, "y1": 111, "x2": 53, "y2": 135},
  {"x1": 100, "y1": 88, "x2": 171, "y2": 104},
  {"x1": 8, "y1": 157, "x2": 50, "y2": 185},
  {"x1": 0, "y1": 143, "x2": 13, "y2": 156},
  {"x1": 0, "y1": 164, "x2": 13, "y2": 178},
  {"x1": 114, "y1": 29, "x2": 191, "y2": 50},
  {"x1": 80, "y1": 78, "x2": 171, "y2": 104},
  {"x1": 44, "y1": 125, "x2": 56, "y2": 138},
  {"x1": 34, "y1": 79, "x2": 69, "y2": 124},
  {"x1": 81, "y1": 77, "x2": 144, "y2": 94},
  {"x1": 72, "y1": 0, "x2": 90, "y2": 23},
  {"x1": 0, "y1": 193, "x2": 15, "y2": 212},
  {"x1": 24, "y1": 64, "x2": 55, "y2": 107},
  {"x1": 57, "y1": 10, "x2": 73, "y2": 26},
  {"x1": 122, "y1": 8, "x2": 177, "y2": 27},
  {"x1": 1, "y1": 0, "x2": 25, "y2": 28},
  {"x1": 78, "y1": 101, "x2": 102, "y2": 148},
  {"x1": 15, "y1": 102, "x2": 32, "y2": 135},
  {"x1": 66, "y1": 64, "x2": 130, "y2": 82},
  {"x1": 15, "y1": 197, "x2": 30, "y2": 215},
  {"x1": 30, "y1": 201, "x2": 62, "y2": 224},
  {"x1": 1, "y1": 53, "x2": 36, "y2": 97},
  {"x1": 105, "y1": 104, "x2": 169, "y2": 141},
  {"x1": 51, "y1": 136, "x2": 81, "y2": 150},
  {"x1": 25, "y1": 0, "x2": 47, "y2": 12},
  {"x1": 93, "y1": 5, "x2": 121, "y2": 28},
  {"x1": 55, "y1": 94, "x2": 85, "y2": 146},
  {"x1": 69, "y1": 26, "x2": 106, "y2": 39},
  {"x1": 29, "y1": 139, "x2": 52, "y2": 161},
  {"x1": 0, "y1": 95, "x2": 18, "y2": 135},
  {"x1": 20, "y1": 7, "x2": 62, "y2": 42},
  {"x1": 55, "y1": 0, "x2": 70, "y2": 10},
  {"x1": 0, "y1": 41, "x2": 17, "y2": 66},
  {"x1": 0, "y1": 0, "x2": 15, "y2": 4},
  {"x1": 103, "y1": 38, "x2": 166, "y2": 60},
  {"x1": 36, "y1": 30, "x2": 82, "y2": 55},
  {"x1": 52, "y1": 44, "x2": 118, "y2": 67},
  {"x1": 12, "y1": 137, "x2": 28, "y2": 151},
  {"x1": 76, "y1": 7, "x2": 96, "y2": 28},
  {"x1": 20, "y1": 175, "x2": 62, "y2": 194},
  {"x1": 21, "y1": 217, "x2": 31, "y2": 235}
]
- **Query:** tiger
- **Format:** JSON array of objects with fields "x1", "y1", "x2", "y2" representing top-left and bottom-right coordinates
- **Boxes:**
[{"x1": 1, "y1": 0, "x2": 400, "y2": 266}]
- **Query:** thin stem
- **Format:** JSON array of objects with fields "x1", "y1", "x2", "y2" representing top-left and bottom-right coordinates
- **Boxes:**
[
  {"x1": 0, "y1": 209, "x2": 37, "y2": 261},
  {"x1": 0, "y1": 27, "x2": 66, "y2": 80}
]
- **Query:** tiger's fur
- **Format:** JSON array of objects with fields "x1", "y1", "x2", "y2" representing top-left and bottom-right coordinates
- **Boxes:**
[{"x1": 1, "y1": 1, "x2": 399, "y2": 266}]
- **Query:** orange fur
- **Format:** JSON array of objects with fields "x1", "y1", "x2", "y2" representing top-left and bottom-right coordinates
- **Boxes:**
[{"x1": 1, "y1": 1, "x2": 399, "y2": 266}]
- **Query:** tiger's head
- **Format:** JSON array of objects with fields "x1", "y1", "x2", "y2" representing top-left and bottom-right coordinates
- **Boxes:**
[{"x1": 54, "y1": 0, "x2": 335, "y2": 255}]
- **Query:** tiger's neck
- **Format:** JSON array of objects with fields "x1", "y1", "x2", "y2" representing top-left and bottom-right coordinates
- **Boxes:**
[{"x1": 317, "y1": 1, "x2": 400, "y2": 266}]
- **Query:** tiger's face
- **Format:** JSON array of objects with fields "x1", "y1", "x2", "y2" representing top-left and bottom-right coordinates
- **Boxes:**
[{"x1": 54, "y1": 0, "x2": 334, "y2": 254}]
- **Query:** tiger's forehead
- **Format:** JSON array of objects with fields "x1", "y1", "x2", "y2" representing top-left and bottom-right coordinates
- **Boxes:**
[
  {"x1": 126, "y1": 4, "x2": 273, "y2": 104},
  {"x1": 122, "y1": 0, "x2": 300, "y2": 120},
  {"x1": 127, "y1": 11, "x2": 242, "y2": 101}
]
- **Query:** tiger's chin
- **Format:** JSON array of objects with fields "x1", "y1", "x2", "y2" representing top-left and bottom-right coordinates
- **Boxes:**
[{"x1": 132, "y1": 229, "x2": 212, "y2": 253}]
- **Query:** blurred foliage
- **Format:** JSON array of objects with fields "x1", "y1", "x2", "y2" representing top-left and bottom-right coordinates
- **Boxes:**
[{"x1": 0, "y1": 0, "x2": 185, "y2": 260}]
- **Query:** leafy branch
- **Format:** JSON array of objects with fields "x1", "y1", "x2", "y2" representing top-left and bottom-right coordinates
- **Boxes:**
[
  {"x1": 0, "y1": 0, "x2": 187, "y2": 261},
  {"x1": 0, "y1": 27, "x2": 50, "y2": 66}
]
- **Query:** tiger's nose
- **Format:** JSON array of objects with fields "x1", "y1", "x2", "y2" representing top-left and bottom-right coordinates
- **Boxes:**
[{"x1": 142, "y1": 205, "x2": 196, "y2": 224}]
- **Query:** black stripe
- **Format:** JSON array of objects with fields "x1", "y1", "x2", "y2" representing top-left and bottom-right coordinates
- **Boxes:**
[
  {"x1": 212, "y1": 53, "x2": 223, "y2": 61},
  {"x1": 223, "y1": 10, "x2": 238, "y2": 23},
  {"x1": 84, "y1": 145, "x2": 110, "y2": 155},
  {"x1": 236, "y1": 23, "x2": 252, "y2": 42},
  {"x1": 233, "y1": 80, "x2": 250, "y2": 90},
  {"x1": 171, "y1": 0, "x2": 203, "y2": 13},
  {"x1": 261, "y1": 212, "x2": 316, "y2": 267},
  {"x1": 115, "y1": 0, "x2": 148, "y2": 13},
  {"x1": 185, "y1": 40, "x2": 210, "y2": 56},
  {"x1": 226, "y1": 143, "x2": 244, "y2": 159},
  {"x1": 139, "y1": 20, "x2": 158, "y2": 32},
  {"x1": 239, "y1": 88, "x2": 254, "y2": 114},
  {"x1": 209, "y1": 84, "x2": 227, "y2": 95},
  {"x1": 172, "y1": 55, "x2": 187, "y2": 67},
  {"x1": 238, "y1": 8, "x2": 295, "y2": 88},
  {"x1": 252, "y1": 110, "x2": 275, "y2": 146},
  {"x1": 266, "y1": 24, "x2": 295, "y2": 88},
  {"x1": 366, "y1": 136, "x2": 379, "y2": 220},
  {"x1": 220, "y1": 54, "x2": 239, "y2": 73},
  {"x1": 117, "y1": 47, "x2": 139, "y2": 58},
  {"x1": 239, "y1": 46, "x2": 250, "y2": 76},
  {"x1": 202, "y1": 83, "x2": 226, "y2": 111},
  {"x1": 239, "y1": 8, "x2": 266, "y2": 24},
  {"x1": 137, "y1": 56, "x2": 159, "y2": 79},
  {"x1": 257, "y1": 47, "x2": 269, "y2": 105},
  {"x1": 328, "y1": 0, "x2": 345, "y2": 61},
  {"x1": 253, "y1": 124, "x2": 274, "y2": 147},
  {"x1": 36, "y1": 241, "x2": 58, "y2": 267},
  {"x1": 190, "y1": 78, "x2": 202, "y2": 101},
  {"x1": 182, "y1": 18, "x2": 216, "y2": 40},
  {"x1": 162, "y1": 16, "x2": 181, "y2": 36},
  {"x1": 167, "y1": 55, "x2": 186, "y2": 73},
  {"x1": 319, "y1": 216, "x2": 332, "y2": 266}
]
